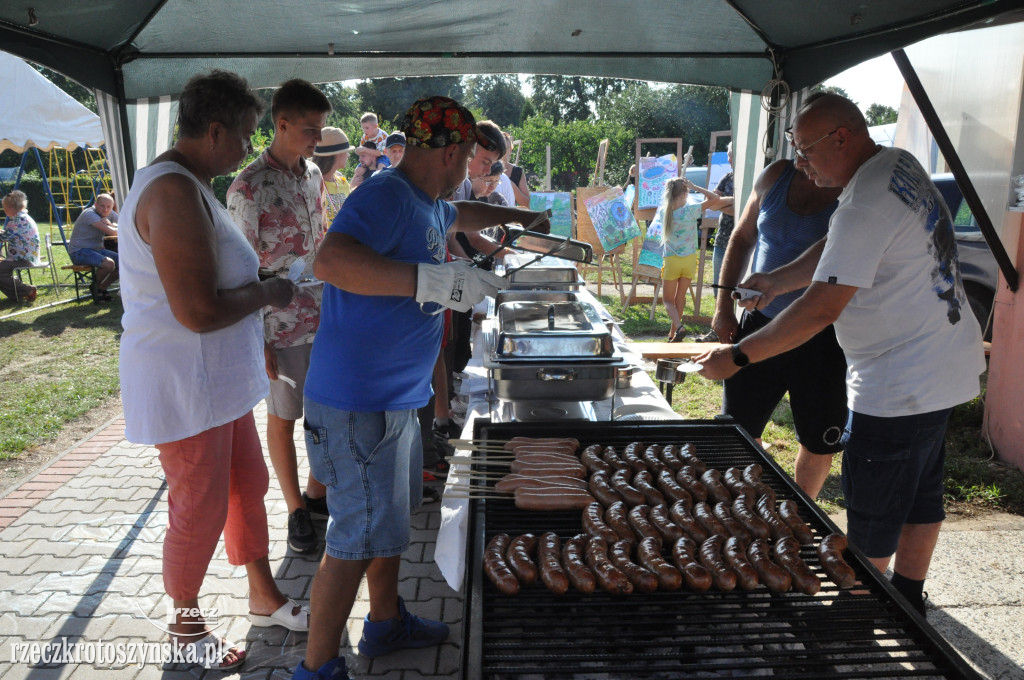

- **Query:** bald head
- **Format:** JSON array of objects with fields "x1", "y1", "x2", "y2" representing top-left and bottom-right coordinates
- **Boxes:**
[
  {"x1": 790, "y1": 93, "x2": 878, "y2": 188},
  {"x1": 795, "y1": 93, "x2": 868, "y2": 136}
]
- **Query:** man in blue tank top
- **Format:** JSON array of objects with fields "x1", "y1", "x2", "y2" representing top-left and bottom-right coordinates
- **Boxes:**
[
  {"x1": 293, "y1": 96, "x2": 550, "y2": 680},
  {"x1": 711, "y1": 158, "x2": 845, "y2": 500}
]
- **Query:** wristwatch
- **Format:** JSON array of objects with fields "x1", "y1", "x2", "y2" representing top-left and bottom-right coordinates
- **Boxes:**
[{"x1": 730, "y1": 344, "x2": 750, "y2": 368}]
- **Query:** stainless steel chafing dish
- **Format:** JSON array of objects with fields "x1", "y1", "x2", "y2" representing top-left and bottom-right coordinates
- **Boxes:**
[
  {"x1": 483, "y1": 297, "x2": 628, "y2": 401},
  {"x1": 505, "y1": 266, "x2": 581, "y2": 291}
]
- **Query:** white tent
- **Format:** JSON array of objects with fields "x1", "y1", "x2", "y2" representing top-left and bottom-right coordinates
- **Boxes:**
[{"x1": 0, "y1": 51, "x2": 104, "y2": 153}]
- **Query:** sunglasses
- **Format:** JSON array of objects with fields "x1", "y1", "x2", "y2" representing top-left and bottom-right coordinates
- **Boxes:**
[{"x1": 785, "y1": 127, "x2": 840, "y2": 160}]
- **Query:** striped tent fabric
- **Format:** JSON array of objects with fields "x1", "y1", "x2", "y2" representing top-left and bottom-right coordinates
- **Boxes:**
[{"x1": 96, "y1": 90, "x2": 178, "y2": 201}]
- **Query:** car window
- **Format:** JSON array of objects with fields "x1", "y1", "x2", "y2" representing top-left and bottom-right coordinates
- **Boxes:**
[{"x1": 953, "y1": 199, "x2": 976, "y2": 229}]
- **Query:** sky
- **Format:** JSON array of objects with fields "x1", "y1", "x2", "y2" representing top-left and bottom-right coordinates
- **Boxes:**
[{"x1": 823, "y1": 54, "x2": 906, "y2": 112}]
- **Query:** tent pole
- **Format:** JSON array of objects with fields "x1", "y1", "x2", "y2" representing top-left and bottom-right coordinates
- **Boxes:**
[
  {"x1": 114, "y1": 65, "x2": 136, "y2": 188},
  {"x1": 891, "y1": 48, "x2": 1018, "y2": 292}
]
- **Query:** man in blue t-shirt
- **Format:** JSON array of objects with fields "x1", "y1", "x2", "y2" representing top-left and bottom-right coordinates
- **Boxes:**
[{"x1": 294, "y1": 96, "x2": 550, "y2": 680}]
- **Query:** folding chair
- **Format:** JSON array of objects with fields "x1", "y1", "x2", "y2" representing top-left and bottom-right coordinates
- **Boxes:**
[{"x1": 13, "y1": 234, "x2": 60, "y2": 301}]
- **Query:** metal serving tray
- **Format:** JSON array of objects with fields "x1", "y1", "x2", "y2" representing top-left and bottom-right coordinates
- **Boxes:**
[
  {"x1": 506, "y1": 266, "x2": 581, "y2": 291},
  {"x1": 493, "y1": 290, "x2": 578, "y2": 308},
  {"x1": 493, "y1": 300, "x2": 613, "y2": 359}
]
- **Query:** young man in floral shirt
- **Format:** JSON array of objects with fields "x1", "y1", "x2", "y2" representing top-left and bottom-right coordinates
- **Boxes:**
[{"x1": 227, "y1": 79, "x2": 331, "y2": 555}]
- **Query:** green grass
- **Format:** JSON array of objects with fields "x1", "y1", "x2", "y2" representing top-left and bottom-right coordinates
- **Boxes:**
[{"x1": 0, "y1": 223, "x2": 122, "y2": 459}]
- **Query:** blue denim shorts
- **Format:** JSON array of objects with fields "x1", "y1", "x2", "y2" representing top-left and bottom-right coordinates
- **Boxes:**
[
  {"x1": 69, "y1": 247, "x2": 118, "y2": 268},
  {"x1": 302, "y1": 400, "x2": 423, "y2": 560},
  {"x1": 841, "y1": 408, "x2": 952, "y2": 558}
]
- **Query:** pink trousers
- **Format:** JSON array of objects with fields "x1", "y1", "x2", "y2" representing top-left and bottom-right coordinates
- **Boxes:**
[{"x1": 156, "y1": 412, "x2": 270, "y2": 601}]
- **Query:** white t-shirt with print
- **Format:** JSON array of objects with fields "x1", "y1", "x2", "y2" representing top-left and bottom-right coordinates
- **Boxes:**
[{"x1": 812, "y1": 147, "x2": 984, "y2": 417}]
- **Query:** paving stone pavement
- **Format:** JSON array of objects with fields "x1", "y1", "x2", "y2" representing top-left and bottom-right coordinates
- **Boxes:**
[{"x1": 0, "y1": 403, "x2": 459, "y2": 680}]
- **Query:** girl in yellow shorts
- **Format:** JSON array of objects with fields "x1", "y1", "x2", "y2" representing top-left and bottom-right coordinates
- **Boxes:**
[{"x1": 659, "y1": 178, "x2": 709, "y2": 342}]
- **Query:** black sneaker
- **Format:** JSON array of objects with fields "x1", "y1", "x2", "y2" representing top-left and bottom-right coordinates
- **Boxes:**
[
  {"x1": 287, "y1": 508, "x2": 317, "y2": 554},
  {"x1": 431, "y1": 421, "x2": 456, "y2": 458},
  {"x1": 302, "y1": 492, "x2": 329, "y2": 518},
  {"x1": 692, "y1": 330, "x2": 720, "y2": 343}
]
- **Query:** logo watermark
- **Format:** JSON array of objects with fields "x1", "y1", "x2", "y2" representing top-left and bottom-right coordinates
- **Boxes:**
[{"x1": 9, "y1": 637, "x2": 229, "y2": 669}]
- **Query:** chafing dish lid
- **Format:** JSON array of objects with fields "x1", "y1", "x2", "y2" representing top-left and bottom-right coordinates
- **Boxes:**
[{"x1": 493, "y1": 301, "x2": 614, "y2": 359}]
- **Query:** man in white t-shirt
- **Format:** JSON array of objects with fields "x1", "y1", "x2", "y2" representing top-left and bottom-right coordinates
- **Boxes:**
[{"x1": 698, "y1": 93, "x2": 985, "y2": 616}]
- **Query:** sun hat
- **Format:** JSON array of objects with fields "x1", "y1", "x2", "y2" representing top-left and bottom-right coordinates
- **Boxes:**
[
  {"x1": 399, "y1": 96, "x2": 494, "y2": 150},
  {"x1": 384, "y1": 132, "x2": 407, "y2": 148},
  {"x1": 313, "y1": 127, "x2": 350, "y2": 156}
]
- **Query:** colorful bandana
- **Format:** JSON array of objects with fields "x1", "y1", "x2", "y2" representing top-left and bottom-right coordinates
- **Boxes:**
[{"x1": 400, "y1": 96, "x2": 493, "y2": 150}]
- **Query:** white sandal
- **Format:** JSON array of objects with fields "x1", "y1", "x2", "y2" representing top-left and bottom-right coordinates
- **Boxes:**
[
  {"x1": 248, "y1": 598, "x2": 310, "y2": 632},
  {"x1": 179, "y1": 632, "x2": 246, "y2": 671}
]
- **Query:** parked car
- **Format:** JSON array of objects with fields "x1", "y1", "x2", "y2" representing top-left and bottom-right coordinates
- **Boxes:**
[{"x1": 933, "y1": 173, "x2": 997, "y2": 339}]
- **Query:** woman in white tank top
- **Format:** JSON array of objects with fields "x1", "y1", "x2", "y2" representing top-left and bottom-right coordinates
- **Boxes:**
[{"x1": 118, "y1": 71, "x2": 305, "y2": 671}]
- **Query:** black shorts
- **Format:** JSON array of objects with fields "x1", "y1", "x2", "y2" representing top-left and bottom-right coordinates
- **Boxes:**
[{"x1": 722, "y1": 310, "x2": 847, "y2": 454}]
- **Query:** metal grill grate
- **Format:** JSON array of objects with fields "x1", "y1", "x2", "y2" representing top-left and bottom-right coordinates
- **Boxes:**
[{"x1": 461, "y1": 420, "x2": 980, "y2": 680}]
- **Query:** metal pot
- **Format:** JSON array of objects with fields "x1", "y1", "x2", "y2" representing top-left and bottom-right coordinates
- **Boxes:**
[{"x1": 655, "y1": 358, "x2": 689, "y2": 384}]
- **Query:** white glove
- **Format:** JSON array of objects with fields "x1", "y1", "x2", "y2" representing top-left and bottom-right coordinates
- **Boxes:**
[{"x1": 415, "y1": 261, "x2": 507, "y2": 313}]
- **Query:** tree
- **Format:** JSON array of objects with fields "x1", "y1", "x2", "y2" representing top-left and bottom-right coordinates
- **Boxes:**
[
  {"x1": 811, "y1": 84, "x2": 854, "y2": 105},
  {"x1": 33, "y1": 66, "x2": 96, "y2": 113},
  {"x1": 865, "y1": 103, "x2": 898, "y2": 126},
  {"x1": 318, "y1": 82, "x2": 360, "y2": 123},
  {"x1": 528, "y1": 76, "x2": 629, "y2": 124},
  {"x1": 355, "y1": 76, "x2": 464, "y2": 129},
  {"x1": 462, "y1": 75, "x2": 528, "y2": 127}
]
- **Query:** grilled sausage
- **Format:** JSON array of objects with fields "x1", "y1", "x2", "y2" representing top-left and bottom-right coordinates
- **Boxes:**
[
  {"x1": 506, "y1": 534, "x2": 538, "y2": 585},
  {"x1": 582, "y1": 502, "x2": 621, "y2": 544},
  {"x1": 693, "y1": 501, "x2": 728, "y2": 538},
  {"x1": 648, "y1": 504, "x2": 685, "y2": 543},
  {"x1": 659, "y1": 444, "x2": 684, "y2": 471},
  {"x1": 537, "y1": 532, "x2": 569, "y2": 595},
  {"x1": 514, "y1": 487, "x2": 594, "y2": 511},
  {"x1": 637, "y1": 536, "x2": 683, "y2": 591},
  {"x1": 605, "y1": 501, "x2": 636, "y2": 545},
  {"x1": 675, "y1": 467, "x2": 709, "y2": 503},
  {"x1": 742, "y1": 463, "x2": 763, "y2": 486},
  {"x1": 588, "y1": 471, "x2": 625, "y2": 508},
  {"x1": 627, "y1": 504, "x2": 661, "y2": 544},
  {"x1": 732, "y1": 494, "x2": 771, "y2": 540},
  {"x1": 747, "y1": 538, "x2": 791, "y2": 593},
  {"x1": 621, "y1": 445, "x2": 648, "y2": 475},
  {"x1": 585, "y1": 537, "x2": 633, "y2": 595},
  {"x1": 773, "y1": 536, "x2": 821, "y2": 595},
  {"x1": 510, "y1": 458, "x2": 586, "y2": 477},
  {"x1": 562, "y1": 534, "x2": 596, "y2": 594},
  {"x1": 754, "y1": 482, "x2": 777, "y2": 506},
  {"x1": 723, "y1": 467, "x2": 756, "y2": 503},
  {"x1": 484, "y1": 533, "x2": 519, "y2": 595},
  {"x1": 642, "y1": 446, "x2": 669, "y2": 474},
  {"x1": 656, "y1": 469, "x2": 692, "y2": 505},
  {"x1": 723, "y1": 536, "x2": 759, "y2": 591},
  {"x1": 504, "y1": 437, "x2": 580, "y2": 453},
  {"x1": 671, "y1": 536, "x2": 713, "y2": 592},
  {"x1": 699, "y1": 535, "x2": 737, "y2": 591},
  {"x1": 610, "y1": 468, "x2": 645, "y2": 506},
  {"x1": 633, "y1": 470, "x2": 667, "y2": 507},
  {"x1": 701, "y1": 468, "x2": 733, "y2": 505},
  {"x1": 514, "y1": 451, "x2": 582, "y2": 467},
  {"x1": 669, "y1": 498, "x2": 709, "y2": 543},
  {"x1": 580, "y1": 445, "x2": 612, "y2": 476},
  {"x1": 817, "y1": 533, "x2": 857, "y2": 589},
  {"x1": 755, "y1": 495, "x2": 794, "y2": 541},
  {"x1": 713, "y1": 502, "x2": 752, "y2": 542},
  {"x1": 677, "y1": 444, "x2": 707, "y2": 475},
  {"x1": 601, "y1": 446, "x2": 631, "y2": 473},
  {"x1": 609, "y1": 540, "x2": 659, "y2": 593},
  {"x1": 495, "y1": 474, "x2": 588, "y2": 493},
  {"x1": 778, "y1": 500, "x2": 815, "y2": 545}
]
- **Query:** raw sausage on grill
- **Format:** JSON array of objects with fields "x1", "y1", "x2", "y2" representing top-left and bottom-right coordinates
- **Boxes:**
[
  {"x1": 582, "y1": 502, "x2": 621, "y2": 544},
  {"x1": 484, "y1": 533, "x2": 519, "y2": 595},
  {"x1": 817, "y1": 533, "x2": 857, "y2": 589},
  {"x1": 495, "y1": 474, "x2": 588, "y2": 493},
  {"x1": 747, "y1": 538, "x2": 791, "y2": 593},
  {"x1": 562, "y1": 534, "x2": 597, "y2": 593},
  {"x1": 506, "y1": 534, "x2": 538, "y2": 585},
  {"x1": 585, "y1": 537, "x2": 633, "y2": 595},
  {"x1": 701, "y1": 468, "x2": 733, "y2": 505},
  {"x1": 638, "y1": 536, "x2": 683, "y2": 591},
  {"x1": 773, "y1": 536, "x2": 821, "y2": 595},
  {"x1": 537, "y1": 532, "x2": 569, "y2": 595},
  {"x1": 510, "y1": 458, "x2": 586, "y2": 477},
  {"x1": 609, "y1": 539, "x2": 659, "y2": 593},
  {"x1": 723, "y1": 536, "x2": 759, "y2": 591},
  {"x1": 503, "y1": 437, "x2": 580, "y2": 453},
  {"x1": 633, "y1": 470, "x2": 667, "y2": 506},
  {"x1": 778, "y1": 500, "x2": 815, "y2": 545},
  {"x1": 699, "y1": 535, "x2": 738, "y2": 591},
  {"x1": 669, "y1": 498, "x2": 709, "y2": 543},
  {"x1": 671, "y1": 536, "x2": 713, "y2": 592},
  {"x1": 648, "y1": 503, "x2": 685, "y2": 543},
  {"x1": 514, "y1": 487, "x2": 594, "y2": 511}
]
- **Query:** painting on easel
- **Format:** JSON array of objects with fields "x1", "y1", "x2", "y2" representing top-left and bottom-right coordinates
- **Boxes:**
[
  {"x1": 638, "y1": 207, "x2": 665, "y2": 269},
  {"x1": 583, "y1": 187, "x2": 641, "y2": 252},
  {"x1": 529, "y1": 192, "x2": 573, "y2": 237},
  {"x1": 638, "y1": 154, "x2": 678, "y2": 209}
]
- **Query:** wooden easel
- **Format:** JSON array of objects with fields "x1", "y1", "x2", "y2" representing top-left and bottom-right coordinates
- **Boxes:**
[{"x1": 577, "y1": 139, "x2": 627, "y2": 303}]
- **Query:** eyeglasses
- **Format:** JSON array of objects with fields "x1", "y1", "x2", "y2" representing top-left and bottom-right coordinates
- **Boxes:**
[
  {"x1": 483, "y1": 179, "x2": 500, "y2": 186},
  {"x1": 785, "y1": 127, "x2": 840, "y2": 160}
]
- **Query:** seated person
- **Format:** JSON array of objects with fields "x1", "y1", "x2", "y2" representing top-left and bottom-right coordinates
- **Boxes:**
[
  {"x1": 0, "y1": 190, "x2": 40, "y2": 302},
  {"x1": 68, "y1": 193, "x2": 119, "y2": 302}
]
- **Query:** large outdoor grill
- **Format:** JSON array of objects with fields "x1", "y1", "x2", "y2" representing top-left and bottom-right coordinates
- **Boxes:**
[{"x1": 461, "y1": 420, "x2": 980, "y2": 680}]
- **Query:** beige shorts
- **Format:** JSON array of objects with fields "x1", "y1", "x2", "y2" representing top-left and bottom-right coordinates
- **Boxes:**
[{"x1": 266, "y1": 343, "x2": 312, "y2": 420}]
